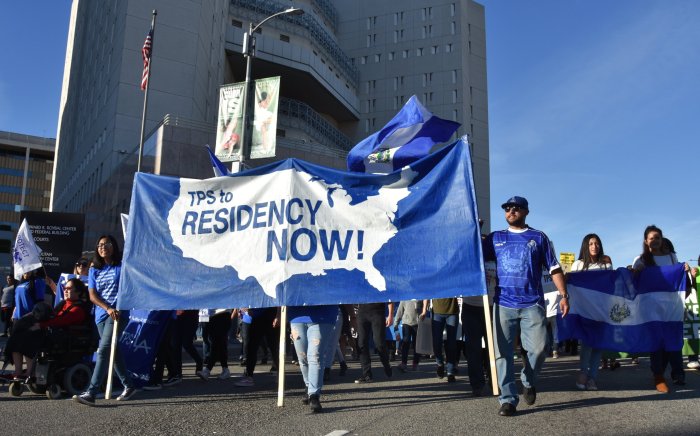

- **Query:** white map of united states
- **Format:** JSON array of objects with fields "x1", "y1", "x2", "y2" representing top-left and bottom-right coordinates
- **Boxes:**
[{"x1": 167, "y1": 167, "x2": 416, "y2": 298}]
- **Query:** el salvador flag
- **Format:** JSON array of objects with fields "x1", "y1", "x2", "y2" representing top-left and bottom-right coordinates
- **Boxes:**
[
  {"x1": 558, "y1": 265, "x2": 687, "y2": 353},
  {"x1": 206, "y1": 144, "x2": 232, "y2": 177},
  {"x1": 347, "y1": 95, "x2": 460, "y2": 173}
]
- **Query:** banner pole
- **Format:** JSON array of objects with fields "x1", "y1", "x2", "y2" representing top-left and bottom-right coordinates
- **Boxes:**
[
  {"x1": 276, "y1": 305, "x2": 287, "y2": 407},
  {"x1": 105, "y1": 316, "x2": 119, "y2": 399},
  {"x1": 482, "y1": 295, "x2": 499, "y2": 396}
]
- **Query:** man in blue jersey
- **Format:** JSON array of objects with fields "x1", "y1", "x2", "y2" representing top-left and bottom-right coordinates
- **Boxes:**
[{"x1": 483, "y1": 196, "x2": 570, "y2": 417}]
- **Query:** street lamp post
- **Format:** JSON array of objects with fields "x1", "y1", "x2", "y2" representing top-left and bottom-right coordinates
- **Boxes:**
[{"x1": 239, "y1": 7, "x2": 304, "y2": 170}]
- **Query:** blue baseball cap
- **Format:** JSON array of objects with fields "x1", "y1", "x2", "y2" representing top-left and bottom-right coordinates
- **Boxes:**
[{"x1": 501, "y1": 196, "x2": 529, "y2": 210}]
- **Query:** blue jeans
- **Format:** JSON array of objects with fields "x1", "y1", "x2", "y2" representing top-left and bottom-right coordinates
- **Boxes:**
[
  {"x1": 291, "y1": 322, "x2": 334, "y2": 396},
  {"x1": 580, "y1": 344, "x2": 603, "y2": 380},
  {"x1": 87, "y1": 315, "x2": 132, "y2": 395},
  {"x1": 493, "y1": 304, "x2": 547, "y2": 406},
  {"x1": 431, "y1": 313, "x2": 458, "y2": 375}
]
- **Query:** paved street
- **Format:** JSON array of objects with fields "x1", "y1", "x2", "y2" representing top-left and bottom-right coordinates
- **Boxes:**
[{"x1": 1, "y1": 340, "x2": 699, "y2": 435}]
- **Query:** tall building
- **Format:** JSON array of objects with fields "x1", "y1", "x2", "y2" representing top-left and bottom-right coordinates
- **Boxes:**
[
  {"x1": 0, "y1": 131, "x2": 55, "y2": 271},
  {"x1": 52, "y1": 0, "x2": 489, "y2": 247}
]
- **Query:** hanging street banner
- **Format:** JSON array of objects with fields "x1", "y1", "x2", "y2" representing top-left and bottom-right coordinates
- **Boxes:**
[
  {"x1": 118, "y1": 138, "x2": 486, "y2": 310},
  {"x1": 214, "y1": 76, "x2": 280, "y2": 162}
]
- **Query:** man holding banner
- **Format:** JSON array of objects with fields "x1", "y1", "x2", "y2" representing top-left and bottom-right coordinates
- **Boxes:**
[{"x1": 484, "y1": 196, "x2": 570, "y2": 417}]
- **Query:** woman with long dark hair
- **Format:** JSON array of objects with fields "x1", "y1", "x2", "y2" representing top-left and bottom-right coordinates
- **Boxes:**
[
  {"x1": 73, "y1": 235, "x2": 136, "y2": 406},
  {"x1": 569, "y1": 234, "x2": 612, "y2": 391},
  {"x1": 632, "y1": 225, "x2": 688, "y2": 393}
]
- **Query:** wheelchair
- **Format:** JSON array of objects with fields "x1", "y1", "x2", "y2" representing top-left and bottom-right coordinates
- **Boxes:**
[{"x1": 8, "y1": 324, "x2": 98, "y2": 399}]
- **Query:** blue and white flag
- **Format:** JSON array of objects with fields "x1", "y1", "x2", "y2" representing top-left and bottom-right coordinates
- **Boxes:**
[
  {"x1": 347, "y1": 95, "x2": 460, "y2": 174},
  {"x1": 119, "y1": 310, "x2": 174, "y2": 387},
  {"x1": 13, "y1": 218, "x2": 43, "y2": 280},
  {"x1": 117, "y1": 138, "x2": 485, "y2": 310},
  {"x1": 558, "y1": 265, "x2": 687, "y2": 353},
  {"x1": 206, "y1": 144, "x2": 232, "y2": 177}
]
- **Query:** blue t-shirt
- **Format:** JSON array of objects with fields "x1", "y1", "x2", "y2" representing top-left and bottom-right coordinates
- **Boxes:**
[
  {"x1": 89, "y1": 264, "x2": 121, "y2": 323},
  {"x1": 483, "y1": 227, "x2": 560, "y2": 309},
  {"x1": 288, "y1": 305, "x2": 339, "y2": 324},
  {"x1": 13, "y1": 278, "x2": 46, "y2": 319}
]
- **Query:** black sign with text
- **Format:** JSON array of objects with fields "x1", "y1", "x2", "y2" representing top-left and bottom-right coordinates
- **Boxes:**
[{"x1": 19, "y1": 211, "x2": 85, "y2": 280}]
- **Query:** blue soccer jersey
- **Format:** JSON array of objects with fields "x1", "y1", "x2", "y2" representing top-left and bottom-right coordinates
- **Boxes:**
[{"x1": 483, "y1": 227, "x2": 560, "y2": 309}]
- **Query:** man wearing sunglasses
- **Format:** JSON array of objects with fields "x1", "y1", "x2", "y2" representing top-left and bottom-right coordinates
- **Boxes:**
[{"x1": 483, "y1": 196, "x2": 569, "y2": 417}]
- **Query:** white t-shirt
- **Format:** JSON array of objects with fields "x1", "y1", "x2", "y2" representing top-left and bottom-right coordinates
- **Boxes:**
[
  {"x1": 570, "y1": 259, "x2": 613, "y2": 272},
  {"x1": 632, "y1": 253, "x2": 677, "y2": 270}
]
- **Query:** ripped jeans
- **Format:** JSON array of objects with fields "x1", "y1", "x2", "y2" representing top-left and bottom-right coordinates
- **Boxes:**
[{"x1": 291, "y1": 322, "x2": 334, "y2": 397}]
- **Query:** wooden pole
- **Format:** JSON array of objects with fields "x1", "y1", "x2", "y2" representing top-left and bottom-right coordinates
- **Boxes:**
[
  {"x1": 482, "y1": 294, "x2": 499, "y2": 395},
  {"x1": 105, "y1": 316, "x2": 119, "y2": 399},
  {"x1": 276, "y1": 306, "x2": 287, "y2": 407}
]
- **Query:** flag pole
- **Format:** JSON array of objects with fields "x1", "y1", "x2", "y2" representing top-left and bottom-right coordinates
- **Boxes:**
[
  {"x1": 482, "y1": 295, "x2": 499, "y2": 395},
  {"x1": 277, "y1": 306, "x2": 287, "y2": 407},
  {"x1": 137, "y1": 9, "x2": 157, "y2": 173}
]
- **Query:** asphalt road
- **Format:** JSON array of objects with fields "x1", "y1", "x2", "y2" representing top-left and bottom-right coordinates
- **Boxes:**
[{"x1": 1, "y1": 342, "x2": 699, "y2": 436}]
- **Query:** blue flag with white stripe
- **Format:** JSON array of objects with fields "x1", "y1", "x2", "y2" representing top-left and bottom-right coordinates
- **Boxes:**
[
  {"x1": 117, "y1": 138, "x2": 485, "y2": 310},
  {"x1": 346, "y1": 95, "x2": 460, "y2": 173},
  {"x1": 558, "y1": 265, "x2": 687, "y2": 353}
]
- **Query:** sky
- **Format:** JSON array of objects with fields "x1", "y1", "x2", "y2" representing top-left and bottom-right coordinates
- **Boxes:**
[{"x1": 0, "y1": 0, "x2": 698, "y2": 266}]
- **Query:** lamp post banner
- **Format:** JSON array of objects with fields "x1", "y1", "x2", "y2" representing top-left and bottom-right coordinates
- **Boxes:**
[
  {"x1": 215, "y1": 82, "x2": 246, "y2": 163},
  {"x1": 118, "y1": 138, "x2": 486, "y2": 310},
  {"x1": 215, "y1": 76, "x2": 280, "y2": 163}
]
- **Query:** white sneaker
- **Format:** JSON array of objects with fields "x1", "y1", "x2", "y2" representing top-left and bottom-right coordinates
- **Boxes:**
[
  {"x1": 687, "y1": 360, "x2": 700, "y2": 369},
  {"x1": 196, "y1": 367, "x2": 210, "y2": 380},
  {"x1": 217, "y1": 368, "x2": 231, "y2": 380}
]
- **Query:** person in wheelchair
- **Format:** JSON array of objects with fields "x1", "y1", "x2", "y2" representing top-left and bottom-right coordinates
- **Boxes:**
[{"x1": 3, "y1": 278, "x2": 91, "y2": 380}]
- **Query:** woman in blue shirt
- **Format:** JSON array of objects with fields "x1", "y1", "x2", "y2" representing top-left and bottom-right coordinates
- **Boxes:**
[{"x1": 73, "y1": 235, "x2": 136, "y2": 406}]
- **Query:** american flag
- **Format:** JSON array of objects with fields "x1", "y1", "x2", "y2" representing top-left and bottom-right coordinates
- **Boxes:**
[{"x1": 140, "y1": 30, "x2": 153, "y2": 90}]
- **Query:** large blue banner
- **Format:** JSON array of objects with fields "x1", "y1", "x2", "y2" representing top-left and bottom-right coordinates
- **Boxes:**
[{"x1": 117, "y1": 138, "x2": 486, "y2": 310}]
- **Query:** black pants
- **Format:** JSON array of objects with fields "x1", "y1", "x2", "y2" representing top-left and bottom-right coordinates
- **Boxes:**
[
  {"x1": 151, "y1": 317, "x2": 177, "y2": 383},
  {"x1": 174, "y1": 310, "x2": 202, "y2": 373},
  {"x1": 400, "y1": 324, "x2": 420, "y2": 365},
  {"x1": 245, "y1": 308, "x2": 279, "y2": 377},
  {"x1": 461, "y1": 304, "x2": 489, "y2": 390},
  {"x1": 204, "y1": 312, "x2": 231, "y2": 370},
  {"x1": 357, "y1": 304, "x2": 390, "y2": 378}
]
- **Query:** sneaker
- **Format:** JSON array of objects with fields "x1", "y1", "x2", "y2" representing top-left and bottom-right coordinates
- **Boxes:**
[
  {"x1": 586, "y1": 379, "x2": 598, "y2": 391},
  {"x1": 552, "y1": 350, "x2": 559, "y2": 359},
  {"x1": 301, "y1": 393, "x2": 310, "y2": 405},
  {"x1": 354, "y1": 375, "x2": 373, "y2": 384},
  {"x1": 116, "y1": 387, "x2": 137, "y2": 401},
  {"x1": 217, "y1": 368, "x2": 231, "y2": 380},
  {"x1": 163, "y1": 376, "x2": 182, "y2": 387},
  {"x1": 523, "y1": 386, "x2": 536, "y2": 405},
  {"x1": 234, "y1": 376, "x2": 254, "y2": 387},
  {"x1": 631, "y1": 357, "x2": 639, "y2": 365},
  {"x1": 498, "y1": 402, "x2": 516, "y2": 417},
  {"x1": 672, "y1": 377, "x2": 686, "y2": 386},
  {"x1": 196, "y1": 367, "x2": 211, "y2": 380},
  {"x1": 687, "y1": 360, "x2": 700, "y2": 369},
  {"x1": 142, "y1": 383, "x2": 163, "y2": 391},
  {"x1": 654, "y1": 375, "x2": 669, "y2": 393},
  {"x1": 447, "y1": 374, "x2": 456, "y2": 383},
  {"x1": 436, "y1": 364, "x2": 445, "y2": 379},
  {"x1": 339, "y1": 361, "x2": 348, "y2": 376},
  {"x1": 575, "y1": 372, "x2": 587, "y2": 390},
  {"x1": 73, "y1": 392, "x2": 95, "y2": 406},
  {"x1": 308, "y1": 394, "x2": 323, "y2": 413}
]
